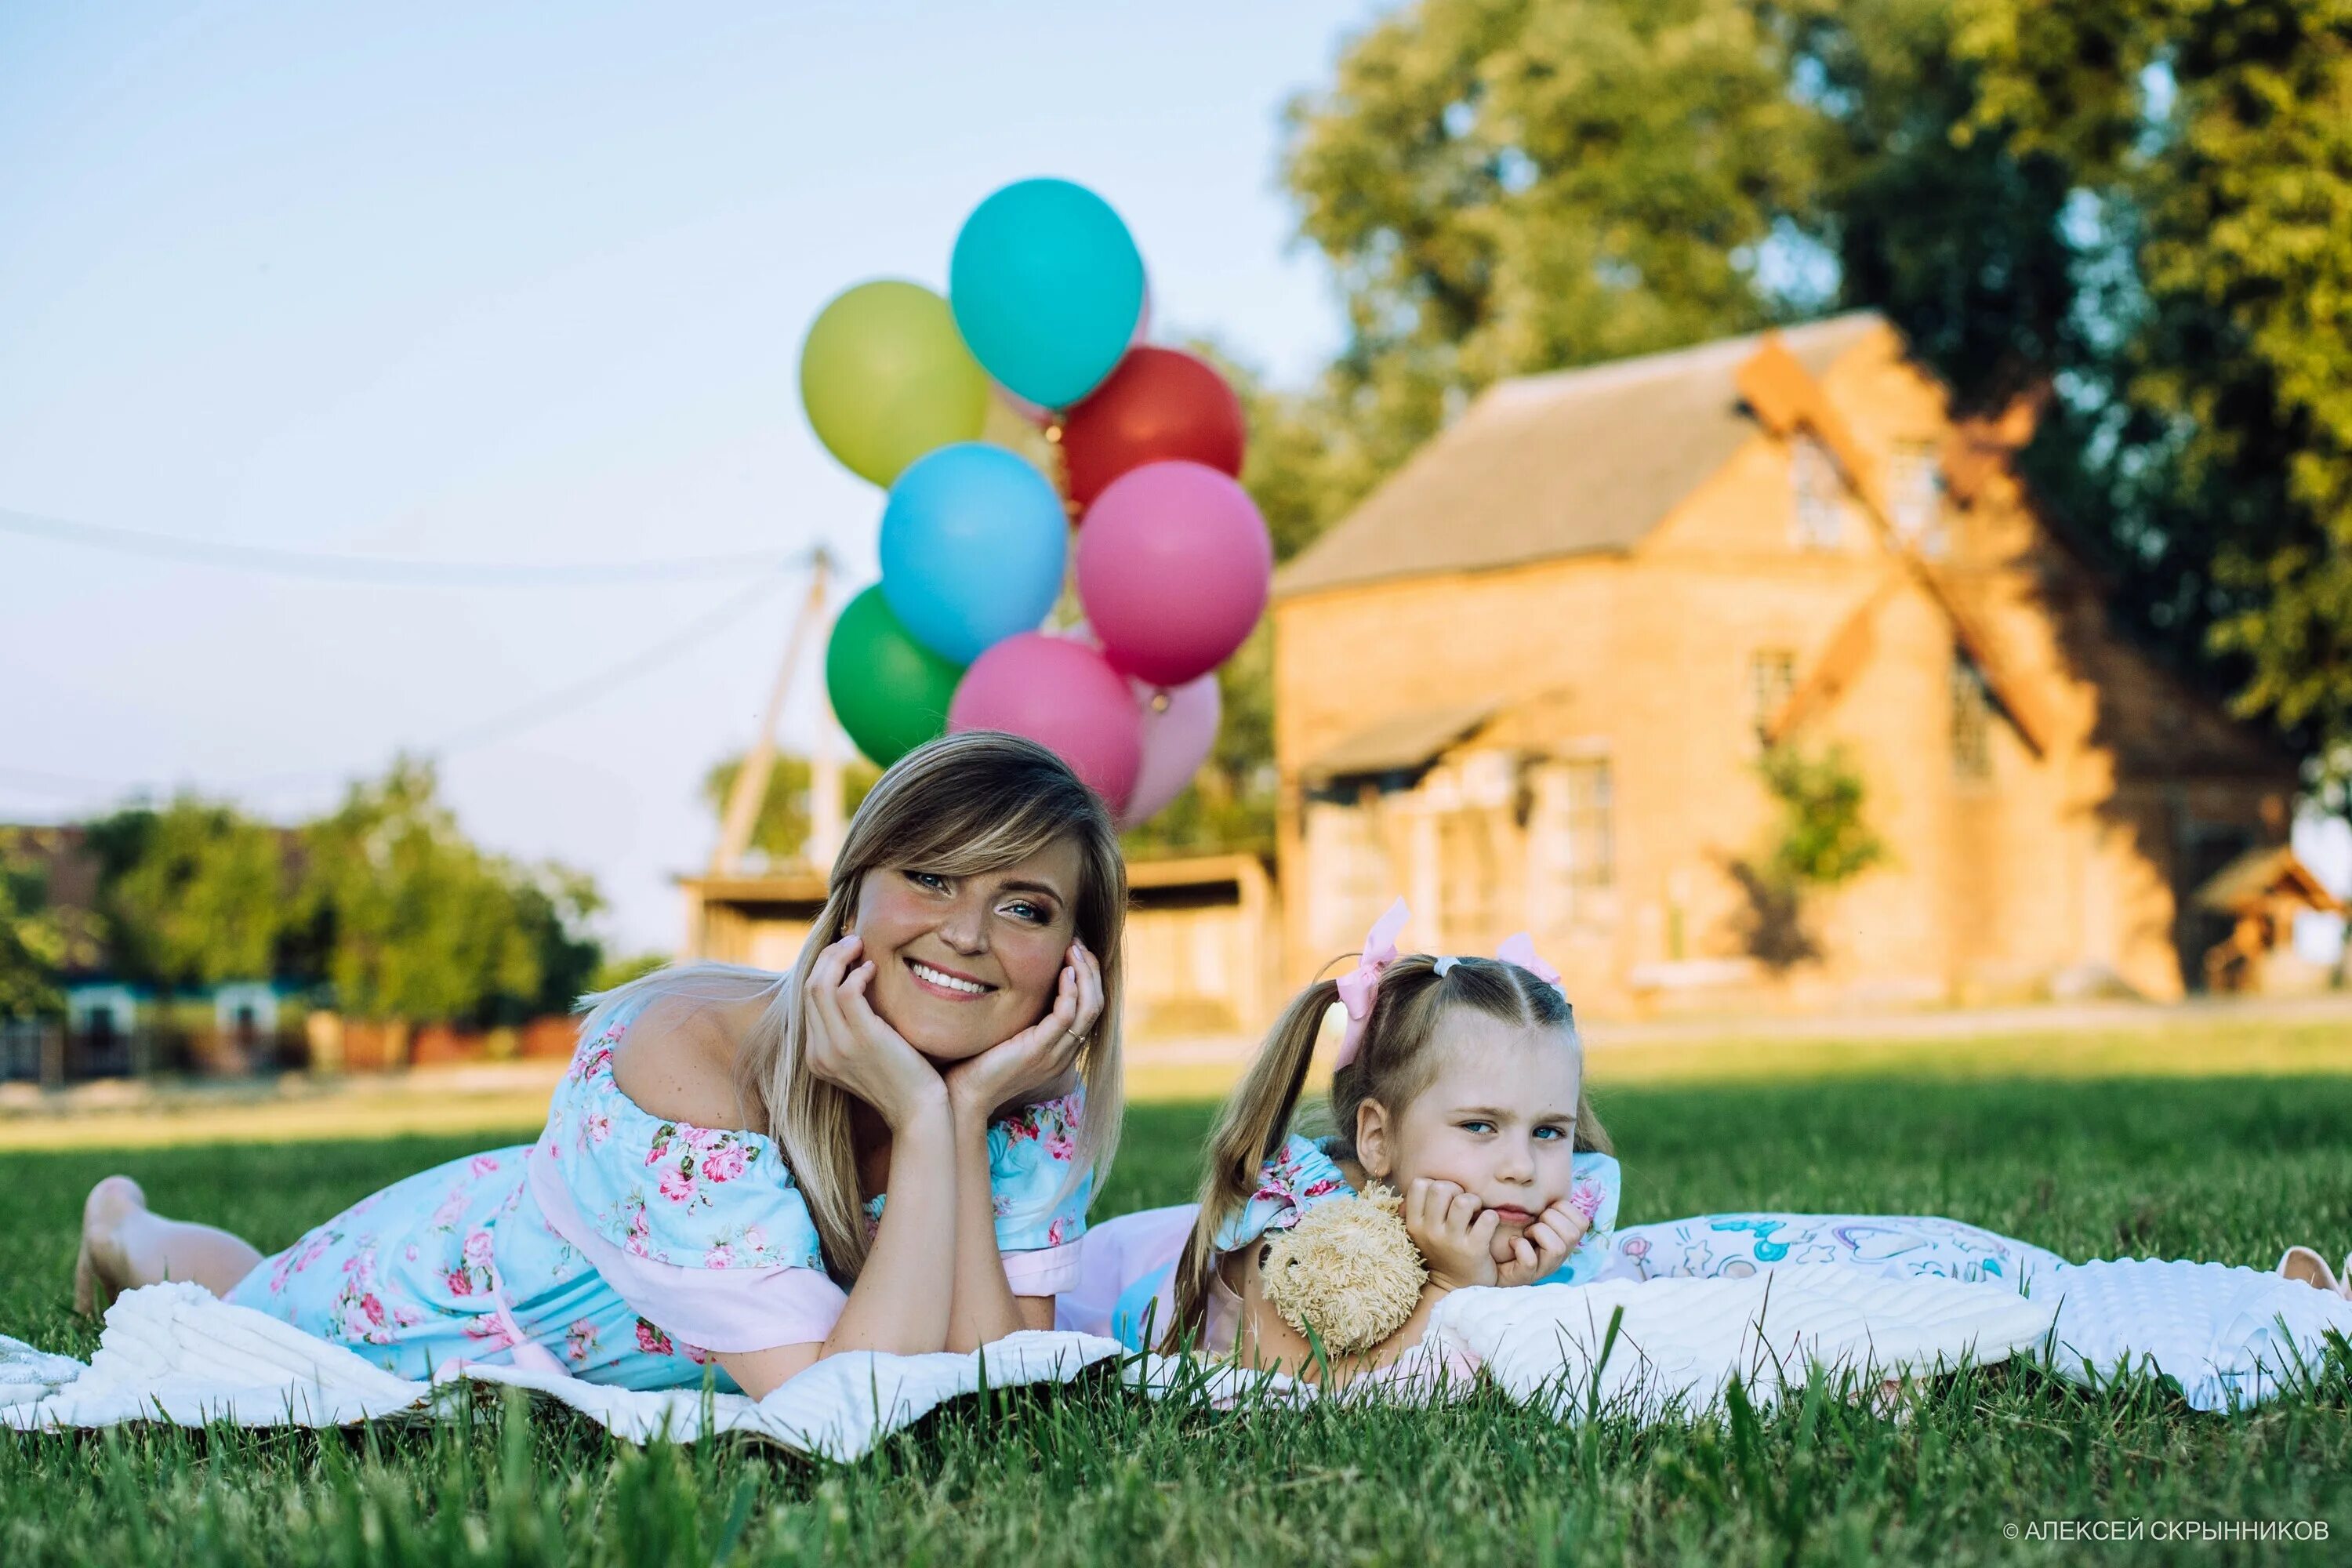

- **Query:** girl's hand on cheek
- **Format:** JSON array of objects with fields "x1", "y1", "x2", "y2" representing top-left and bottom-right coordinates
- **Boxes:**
[
  {"x1": 1404, "y1": 1178, "x2": 1499, "y2": 1291},
  {"x1": 1494, "y1": 1200, "x2": 1591, "y2": 1287}
]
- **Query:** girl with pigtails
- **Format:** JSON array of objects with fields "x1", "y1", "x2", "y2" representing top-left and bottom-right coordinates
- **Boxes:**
[{"x1": 1061, "y1": 899, "x2": 1621, "y2": 1381}]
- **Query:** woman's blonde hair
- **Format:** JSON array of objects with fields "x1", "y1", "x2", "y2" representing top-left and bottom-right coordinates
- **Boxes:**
[
  {"x1": 1163, "y1": 950, "x2": 1607, "y2": 1348},
  {"x1": 578, "y1": 730, "x2": 1127, "y2": 1280}
]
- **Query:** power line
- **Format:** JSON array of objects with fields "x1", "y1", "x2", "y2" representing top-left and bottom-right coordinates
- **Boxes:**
[
  {"x1": 0, "y1": 564, "x2": 804, "y2": 808},
  {"x1": 1, "y1": 506, "x2": 808, "y2": 586}
]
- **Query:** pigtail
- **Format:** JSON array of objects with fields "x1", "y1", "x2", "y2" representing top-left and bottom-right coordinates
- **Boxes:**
[{"x1": 1162, "y1": 978, "x2": 1341, "y2": 1349}]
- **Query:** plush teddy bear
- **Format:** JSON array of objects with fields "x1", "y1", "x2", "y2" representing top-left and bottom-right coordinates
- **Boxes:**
[{"x1": 1258, "y1": 1184, "x2": 1428, "y2": 1356}]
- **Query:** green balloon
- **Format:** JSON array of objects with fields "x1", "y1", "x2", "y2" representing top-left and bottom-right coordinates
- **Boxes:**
[
  {"x1": 800, "y1": 280, "x2": 991, "y2": 487},
  {"x1": 826, "y1": 585, "x2": 967, "y2": 766}
]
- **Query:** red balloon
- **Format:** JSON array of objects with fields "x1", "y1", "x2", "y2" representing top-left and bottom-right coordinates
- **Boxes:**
[{"x1": 1060, "y1": 347, "x2": 1245, "y2": 511}]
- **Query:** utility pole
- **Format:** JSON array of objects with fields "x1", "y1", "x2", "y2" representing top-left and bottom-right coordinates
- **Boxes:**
[{"x1": 710, "y1": 550, "x2": 832, "y2": 877}]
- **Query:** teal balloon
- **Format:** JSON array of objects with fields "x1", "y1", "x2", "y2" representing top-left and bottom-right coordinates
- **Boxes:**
[
  {"x1": 826, "y1": 586, "x2": 964, "y2": 767},
  {"x1": 879, "y1": 442, "x2": 1068, "y2": 665},
  {"x1": 949, "y1": 178, "x2": 1146, "y2": 410}
]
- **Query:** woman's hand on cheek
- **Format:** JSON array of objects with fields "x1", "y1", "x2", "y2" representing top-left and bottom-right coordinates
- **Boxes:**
[
  {"x1": 942, "y1": 940, "x2": 1102, "y2": 1118},
  {"x1": 1403, "y1": 1178, "x2": 1500, "y2": 1292},
  {"x1": 802, "y1": 936, "x2": 947, "y2": 1131}
]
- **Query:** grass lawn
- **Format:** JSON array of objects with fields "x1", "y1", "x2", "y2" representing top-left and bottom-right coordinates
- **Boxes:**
[{"x1": 5, "y1": 1076, "x2": 2351, "y2": 1564}]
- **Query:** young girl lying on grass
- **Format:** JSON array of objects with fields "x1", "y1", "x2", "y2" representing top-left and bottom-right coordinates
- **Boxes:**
[{"x1": 1062, "y1": 900, "x2": 1619, "y2": 1381}]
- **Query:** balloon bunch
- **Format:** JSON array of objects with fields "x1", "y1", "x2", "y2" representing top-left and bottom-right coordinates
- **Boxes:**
[{"x1": 802, "y1": 178, "x2": 1268, "y2": 826}]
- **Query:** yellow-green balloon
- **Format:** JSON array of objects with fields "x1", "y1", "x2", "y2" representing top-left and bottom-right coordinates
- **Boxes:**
[{"x1": 800, "y1": 281, "x2": 991, "y2": 487}]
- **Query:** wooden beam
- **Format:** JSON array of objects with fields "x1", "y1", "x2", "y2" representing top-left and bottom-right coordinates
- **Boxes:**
[
  {"x1": 711, "y1": 551, "x2": 831, "y2": 876},
  {"x1": 1737, "y1": 336, "x2": 2056, "y2": 756}
]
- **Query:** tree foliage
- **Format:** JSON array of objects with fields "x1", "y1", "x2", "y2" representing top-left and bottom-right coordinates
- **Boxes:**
[
  {"x1": 84, "y1": 797, "x2": 290, "y2": 994},
  {"x1": 0, "y1": 830, "x2": 67, "y2": 1017},
  {"x1": 699, "y1": 752, "x2": 880, "y2": 867},
  {"x1": 1732, "y1": 742, "x2": 1889, "y2": 969},
  {"x1": 296, "y1": 758, "x2": 601, "y2": 1024},
  {"x1": 1757, "y1": 742, "x2": 1889, "y2": 889},
  {"x1": 1958, "y1": 0, "x2": 2352, "y2": 762},
  {"x1": 1281, "y1": 0, "x2": 1831, "y2": 478}
]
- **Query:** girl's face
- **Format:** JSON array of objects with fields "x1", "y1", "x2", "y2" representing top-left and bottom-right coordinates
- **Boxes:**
[
  {"x1": 1356, "y1": 1009, "x2": 1583, "y2": 1255},
  {"x1": 849, "y1": 837, "x2": 1086, "y2": 1062}
]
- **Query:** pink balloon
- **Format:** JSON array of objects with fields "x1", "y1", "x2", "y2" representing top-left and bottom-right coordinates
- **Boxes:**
[
  {"x1": 949, "y1": 632, "x2": 1144, "y2": 808},
  {"x1": 1076, "y1": 460, "x2": 1272, "y2": 688},
  {"x1": 1120, "y1": 673, "x2": 1220, "y2": 826}
]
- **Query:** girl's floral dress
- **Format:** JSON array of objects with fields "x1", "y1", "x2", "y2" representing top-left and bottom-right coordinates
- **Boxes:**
[
  {"x1": 222, "y1": 995, "x2": 1091, "y2": 1392},
  {"x1": 1060, "y1": 1134, "x2": 1623, "y2": 1352}
]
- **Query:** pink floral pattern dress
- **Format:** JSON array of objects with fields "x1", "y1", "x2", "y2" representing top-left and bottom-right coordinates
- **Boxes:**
[{"x1": 222, "y1": 994, "x2": 1093, "y2": 1391}]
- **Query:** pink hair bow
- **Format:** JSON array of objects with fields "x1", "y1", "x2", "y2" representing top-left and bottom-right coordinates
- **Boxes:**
[
  {"x1": 1495, "y1": 931, "x2": 1564, "y2": 993},
  {"x1": 1333, "y1": 897, "x2": 1410, "y2": 1069}
]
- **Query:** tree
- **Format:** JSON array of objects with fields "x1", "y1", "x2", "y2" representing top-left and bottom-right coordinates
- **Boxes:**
[
  {"x1": 1731, "y1": 742, "x2": 1890, "y2": 968},
  {"x1": 83, "y1": 797, "x2": 290, "y2": 994},
  {"x1": 1280, "y1": 0, "x2": 1836, "y2": 485},
  {"x1": 1957, "y1": 0, "x2": 2352, "y2": 766},
  {"x1": 590, "y1": 951, "x2": 673, "y2": 993},
  {"x1": 0, "y1": 830, "x2": 67, "y2": 1017},
  {"x1": 299, "y1": 757, "x2": 603, "y2": 1023},
  {"x1": 699, "y1": 753, "x2": 880, "y2": 867}
]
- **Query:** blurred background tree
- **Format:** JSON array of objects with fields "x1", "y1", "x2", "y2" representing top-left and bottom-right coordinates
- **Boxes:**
[
  {"x1": 294, "y1": 757, "x2": 601, "y2": 1025},
  {"x1": 700, "y1": 752, "x2": 880, "y2": 866},
  {"x1": 84, "y1": 797, "x2": 290, "y2": 1000},
  {"x1": 0, "y1": 831, "x2": 67, "y2": 1017}
]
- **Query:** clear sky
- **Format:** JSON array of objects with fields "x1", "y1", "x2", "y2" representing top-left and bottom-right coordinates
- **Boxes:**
[{"x1": 0, "y1": 1, "x2": 1381, "y2": 953}]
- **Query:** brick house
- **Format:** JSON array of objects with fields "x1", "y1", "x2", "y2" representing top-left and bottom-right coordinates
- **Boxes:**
[{"x1": 1270, "y1": 313, "x2": 2303, "y2": 1013}]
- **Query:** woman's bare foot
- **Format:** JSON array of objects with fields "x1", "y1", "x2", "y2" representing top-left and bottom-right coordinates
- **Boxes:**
[{"x1": 74, "y1": 1175, "x2": 147, "y2": 1316}]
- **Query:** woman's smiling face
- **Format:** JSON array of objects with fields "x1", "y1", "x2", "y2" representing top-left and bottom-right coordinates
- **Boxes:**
[{"x1": 848, "y1": 837, "x2": 1085, "y2": 1061}]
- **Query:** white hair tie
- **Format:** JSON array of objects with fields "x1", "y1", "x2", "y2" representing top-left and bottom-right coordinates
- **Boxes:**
[{"x1": 1432, "y1": 956, "x2": 1461, "y2": 977}]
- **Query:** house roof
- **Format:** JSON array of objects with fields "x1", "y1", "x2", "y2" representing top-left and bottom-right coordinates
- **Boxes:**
[
  {"x1": 1276, "y1": 312, "x2": 1888, "y2": 599},
  {"x1": 2192, "y1": 845, "x2": 2346, "y2": 916},
  {"x1": 1303, "y1": 702, "x2": 1495, "y2": 782}
]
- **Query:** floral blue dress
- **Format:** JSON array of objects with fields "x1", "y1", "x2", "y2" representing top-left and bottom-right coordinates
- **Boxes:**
[
  {"x1": 222, "y1": 995, "x2": 1092, "y2": 1391},
  {"x1": 1060, "y1": 1134, "x2": 1624, "y2": 1352}
]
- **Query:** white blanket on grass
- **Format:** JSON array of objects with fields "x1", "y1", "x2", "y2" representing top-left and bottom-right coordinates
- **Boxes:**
[{"x1": 5, "y1": 1261, "x2": 2344, "y2": 1459}]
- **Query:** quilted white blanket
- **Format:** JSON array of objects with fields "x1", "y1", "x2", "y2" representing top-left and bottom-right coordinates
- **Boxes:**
[{"x1": 5, "y1": 1261, "x2": 2343, "y2": 1460}]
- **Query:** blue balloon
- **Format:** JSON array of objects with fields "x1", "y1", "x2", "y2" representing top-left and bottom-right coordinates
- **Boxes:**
[
  {"x1": 879, "y1": 443, "x2": 1068, "y2": 665},
  {"x1": 950, "y1": 178, "x2": 1146, "y2": 410}
]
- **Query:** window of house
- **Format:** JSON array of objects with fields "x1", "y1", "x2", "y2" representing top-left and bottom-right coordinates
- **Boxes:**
[
  {"x1": 1790, "y1": 435, "x2": 1844, "y2": 549},
  {"x1": 1530, "y1": 757, "x2": 1615, "y2": 929},
  {"x1": 1565, "y1": 760, "x2": 1614, "y2": 891},
  {"x1": 1303, "y1": 793, "x2": 1396, "y2": 953},
  {"x1": 1890, "y1": 441, "x2": 1948, "y2": 557},
  {"x1": 1951, "y1": 655, "x2": 1993, "y2": 779},
  {"x1": 1750, "y1": 650, "x2": 1797, "y2": 739}
]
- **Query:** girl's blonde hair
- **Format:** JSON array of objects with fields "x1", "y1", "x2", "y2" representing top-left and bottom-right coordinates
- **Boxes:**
[
  {"x1": 578, "y1": 730, "x2": 1127, "y2": 1280},
  {"x1": 1164, "y1": 950, "x2": 1607, "y2": 1348}
]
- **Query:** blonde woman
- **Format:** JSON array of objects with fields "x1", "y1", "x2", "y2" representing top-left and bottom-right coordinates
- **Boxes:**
[{"x1": 74, "y1": 731, "x2": 1127, "y2": 1399}]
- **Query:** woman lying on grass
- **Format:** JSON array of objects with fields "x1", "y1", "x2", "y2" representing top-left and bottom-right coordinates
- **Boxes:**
[
  {"x1": 75, "y1": 731, "x2": 1127, "y2": 1399},
  {"x1": 1062, "y1": 899, "x2": 1619, "y2": 1382}
]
